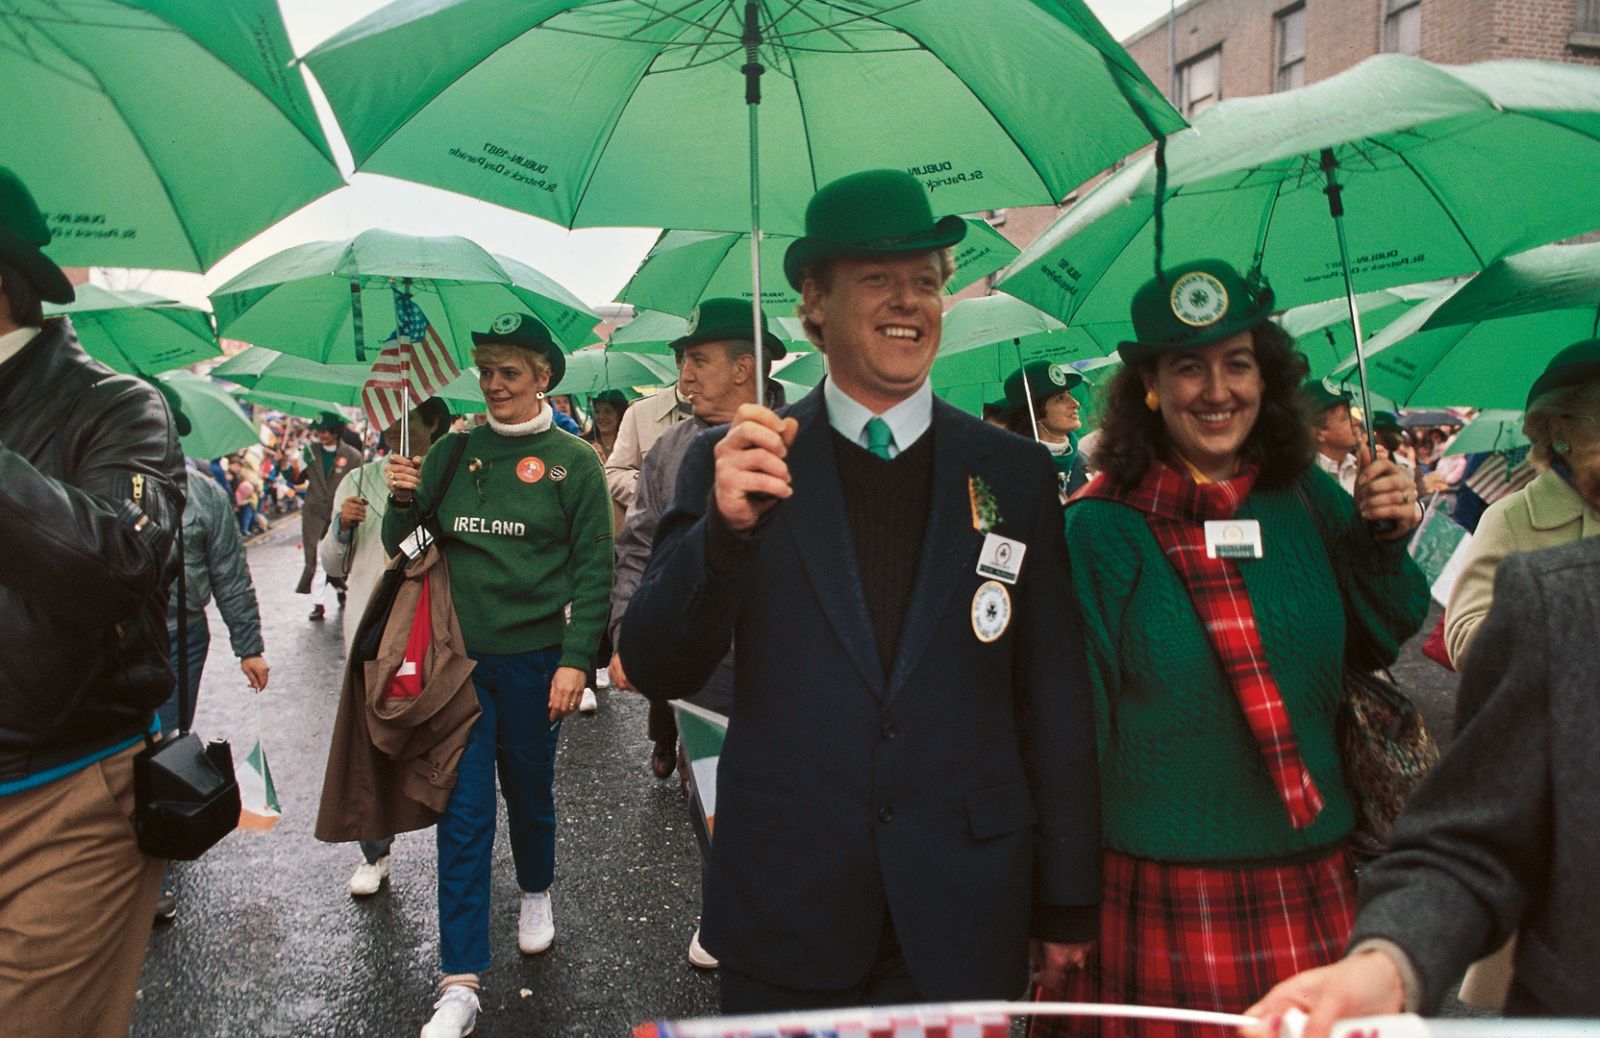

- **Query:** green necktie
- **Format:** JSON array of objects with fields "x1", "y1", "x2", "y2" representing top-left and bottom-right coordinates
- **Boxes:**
[{"x1": 864, "y1": 416, "x2": 894, "y2": 461}]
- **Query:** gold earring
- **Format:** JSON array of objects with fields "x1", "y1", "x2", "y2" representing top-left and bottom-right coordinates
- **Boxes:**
[{"x1": 1145, "y1": 389, "x2": 1160, "y2": 412}]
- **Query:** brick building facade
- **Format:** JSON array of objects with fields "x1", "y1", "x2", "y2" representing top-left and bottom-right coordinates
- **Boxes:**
[{"x1": 953, "y1": 0, "x2": 1600, "y2": 300}]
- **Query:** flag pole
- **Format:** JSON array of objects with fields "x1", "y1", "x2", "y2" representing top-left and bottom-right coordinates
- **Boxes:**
[
  {"x1": 741, "y1": 1, "x2": 766, "y2": 407},
  {"x1": 395, "y1": 279, "x2": 412, "y2": 456}
]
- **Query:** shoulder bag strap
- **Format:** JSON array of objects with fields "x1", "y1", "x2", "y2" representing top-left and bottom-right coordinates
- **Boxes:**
[{"x1": 177, "y1": 523, "x2": 192, "y2": 734}]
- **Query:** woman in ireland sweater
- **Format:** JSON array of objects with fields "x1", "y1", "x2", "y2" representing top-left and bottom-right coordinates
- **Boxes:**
[
  {"x1": 384, "y1": 313, "x2": 612, "y2": 1038},
  {"x1": 1038, "y1": 262, "x2": 1429, "y2": 1037}
]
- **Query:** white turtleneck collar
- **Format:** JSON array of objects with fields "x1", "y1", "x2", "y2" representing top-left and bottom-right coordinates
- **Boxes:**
[
  {"x1": 487, "y1": 400, "x2": 553, "y2": 438},
  {"x1": 1038, "y1": 430, "x2": 1074, "y2": 456}
]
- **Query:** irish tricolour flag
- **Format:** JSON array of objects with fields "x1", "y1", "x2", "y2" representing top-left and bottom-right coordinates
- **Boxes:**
[
  {"x1": 671, "y1": 701, "x2": 726, "y2": 838},
  {"x1": 237, "y1": 739, "x2": 282, "y2": 831}
]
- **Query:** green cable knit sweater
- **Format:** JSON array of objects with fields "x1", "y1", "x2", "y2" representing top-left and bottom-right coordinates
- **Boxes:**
[
  {"x1": 383, "y1": 425, "x2": 613, "y2": 669},
  {"x1": 1063, "y1": 465, "x2": 1429, "y2": 864}
]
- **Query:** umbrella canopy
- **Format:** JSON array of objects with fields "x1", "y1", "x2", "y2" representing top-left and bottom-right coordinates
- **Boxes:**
[
  {"x1": 1276, "y1": 282, "x2": 1453, "y2": 379},
  {"x1": 5, "y1": 0, "x2": 341, "y2": 272},
  {"x1": 212, "y1": 346, "x2": 371, "y2": 400},
  {"x1": 233, "y1": 386, "x2": 354, "y2": 423},
  {"x1": 606, "y1": 310, "x2": 810, "y2": 356},
  {"x1": 209, "y1": 229, "x2": 599, "y2": 364},
  {"x1": 302, "y1": 1, "x2": 1181, "y2": 235},
  {"x1": 44, "y1": 285, "x2": 219, "y2": 374},
  {"x1": 158, "y1": 371, "x2": 259, "y2": 459},
  {"x1": 1445, "y1": 411, "x2": 1529, "y2": 456},
  {"x1": 1342, "y1": 242, "x2": 1600, "y2": 409},
  {"x1": 998, "y1": 56, "x2": 1600, "y2": 329},
  {"x1": 617, "y1": 218, "x2": 1020, "y2": 318},
  {"x1": 560, "y1": 349, "x2": 680, "y2": 395}
]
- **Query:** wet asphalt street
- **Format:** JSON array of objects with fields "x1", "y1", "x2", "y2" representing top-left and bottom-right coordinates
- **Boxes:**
[{"x1": 133, "y1": 516, "x2": 1467, "y2": 1037}]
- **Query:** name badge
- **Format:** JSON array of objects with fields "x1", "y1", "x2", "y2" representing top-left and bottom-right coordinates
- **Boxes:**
[
  {"x1": 400, "y1": 526, "x2": 434, "y2": 560},
  {"x1": 1204, "y1": 519, "x2": 1263, "y2": 560},
  {"x1": 976, "y1": 533, "x2": 1027, "y2": 585}
]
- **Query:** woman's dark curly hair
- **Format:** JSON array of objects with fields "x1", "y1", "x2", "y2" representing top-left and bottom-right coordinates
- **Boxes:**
[{"x1": 1091, "y1": 321, "x2": 1314, "y2": 490}]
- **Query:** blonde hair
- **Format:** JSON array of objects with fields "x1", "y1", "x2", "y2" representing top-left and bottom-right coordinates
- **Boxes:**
[
  {"x1": 1524, "y1": 379, "x2": 1600, "y2": 469},
  {"x1": 472, "y1": 343, "x2": 552, "y2": 382},
  {"x1": 795, "y1": 247, "x2": 958, "y2": 348}
]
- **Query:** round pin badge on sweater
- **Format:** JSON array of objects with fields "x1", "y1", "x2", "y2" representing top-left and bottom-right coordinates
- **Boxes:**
[
  {"x1": 517, "y1": 457, "x2": 545, "y2": 483},
  {"x1": 971, "y1": 580, "x2": 1011, "y2": 643}
]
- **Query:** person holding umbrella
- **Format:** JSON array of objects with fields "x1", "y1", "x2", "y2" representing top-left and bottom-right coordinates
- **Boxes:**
[
  {"x1": 1003, "y1": 360, "x2": 1087, "y2": 502},
  {"x1": 298, "y1": 411, "x2": 362, "y2": 621},
  {"x1": 383, "y1": 313, "x2": 612, "y2": 1038},
  {"x1": 1052, "y1": 261, "x2": 1429, "y2": 1037}
]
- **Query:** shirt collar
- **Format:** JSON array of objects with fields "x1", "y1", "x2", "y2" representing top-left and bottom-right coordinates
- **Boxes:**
[
  {"x1": 823, "y1": 377, "x2": 933, "y2": 458},
  {"x1": 0, "y1": 326, "x2": 41, "y2": 371}
]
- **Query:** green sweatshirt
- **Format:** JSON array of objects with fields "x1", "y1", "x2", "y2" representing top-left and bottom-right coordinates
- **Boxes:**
[
  {"x1": 383, "y1": 425, "x2": 613, "y2": 668},
  {"x1": 1063, "y1": 465, "x2": 1430, "y2": 864}
]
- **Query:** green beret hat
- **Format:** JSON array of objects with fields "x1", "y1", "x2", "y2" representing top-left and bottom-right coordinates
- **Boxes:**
[
  {"x1": 1004, "y1": 360, "x2": 1083, "y2": 410},
  {"x1": 0, "y1": 166, "x2": 74, "y2": 304},
  {"x1": 1526, "y1": 338, "x2": 1600, "y2": 410},
  {"x1": 1119, "y1": 260, "x2": 1274, "y2": 365},
  {"x1": 471, "y1": 312, "x2": 567, "y2": 391},
  {"x1": 783, "y1": 169, "x2": 966, "y2": 291},
  {"x1": 667, "y1": 296, "x2": 786, "y2": 360}
]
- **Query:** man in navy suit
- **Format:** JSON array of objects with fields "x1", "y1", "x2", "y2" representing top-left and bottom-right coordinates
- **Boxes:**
[{"x1": 622, "y1": 170, "x2": 1100, "y2": 1013}]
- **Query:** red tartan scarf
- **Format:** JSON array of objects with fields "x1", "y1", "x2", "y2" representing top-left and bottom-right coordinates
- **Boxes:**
[{"x1": 1076, "y1": 461, "x2": 1325, "y2": 830}]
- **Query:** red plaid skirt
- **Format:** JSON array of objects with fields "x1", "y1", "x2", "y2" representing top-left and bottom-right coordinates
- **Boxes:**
[{"x1": 1031, "y1": 848, "x2": 1356, "y2": 1038}]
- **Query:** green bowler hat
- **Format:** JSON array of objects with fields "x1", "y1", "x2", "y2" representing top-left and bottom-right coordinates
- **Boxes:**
[
  {"x1": 1119, "y1": 259, "x2": 1274, "y2": 365},
  {"x1": 1526, "y1": 338, "x2": 1600, "y2": 410},
  {"x1": 1004, "y1": 360, "x2": 1083, "y2": 410},
  {"x1": 0, "y1": 166, "x2": 74, "y2": 304},
  {"x1": 667, "y1": 296, "x2": 786, "y2": 360},
  {"x1": 1372, "y1": 409, "x2": 1403, "y2": 432},
  {"x1": 1299, "y1": 378, "x2": 1352, "y2": 414},
  {"x1": 472, "y1": 311, "x2": 567, "y2": 391},
  {"x1": 310, "y1": 410, "x2": 347, "y2": 432},
  {"x1": 783, "y1": 169, "x2": 967, "y2": 291}
]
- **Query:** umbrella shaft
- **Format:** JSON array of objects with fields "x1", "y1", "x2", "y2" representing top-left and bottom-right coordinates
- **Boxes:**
[{"x1": 744, "y1": 1, "x2": 766, "y2": 406}]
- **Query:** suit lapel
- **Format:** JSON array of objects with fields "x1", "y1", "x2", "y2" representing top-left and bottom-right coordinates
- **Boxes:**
[
  {"x1": 780, "y1": 388, "x2": 886, "y2": 696},
  {"x1": 887, "y1": 401, "x2": 985, "y2": 705}
]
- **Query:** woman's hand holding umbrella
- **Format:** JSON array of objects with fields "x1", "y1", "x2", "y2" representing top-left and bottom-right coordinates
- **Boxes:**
[
  {"x1": 385, "y1": 455, "x2": 423, "y2": 507},
  {"x1": 1353, "y1": 444, "x2": 1421, "y2": 540}
]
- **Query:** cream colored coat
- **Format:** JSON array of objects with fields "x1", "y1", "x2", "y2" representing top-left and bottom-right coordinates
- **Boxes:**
[{"x1": 1444, "y1": 468, "x2": 1600, "y2": 666}]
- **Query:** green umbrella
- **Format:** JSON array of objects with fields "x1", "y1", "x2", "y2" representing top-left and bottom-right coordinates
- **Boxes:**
[
  {"x1": 1340, "y1": 241, "x2": 1600, "y2": 409},
  {"x1": 210, "y1": 229, "x2": 598, "y2": 366},
  {"x1": 999, "y1": 55, "x2": 1600, "y2": 430},
  {"x1": 232, "y1": 386, "x2": 351, "y2": 423},
  {"x1": 44, "y1": 285, "x2": 219, "y2": 374},
  {"x1": 560, "y1": 349, "x2": 680, "y2": 395},
  {"x1": 607, "y1": 310, "x2": 810, "y2": 355},
  {"x1": 157, "y1": 371, "x2": 259, "y2": 459},
  {"x1": 617, "y1": 219, "x2": 1020, "y2": 318},
  {"x1": 6, "y1": 0, "x2": 341, "y2": 272},
  {"x1": 1445, "y1": 411, "x2": 1529, "y2": 456},
  {"x1": 1276, "y1": 282, "x2": 1452, "y2": 379},
  {"x1": 212, "y1": 346, "x2": 372, "y2": 403}
]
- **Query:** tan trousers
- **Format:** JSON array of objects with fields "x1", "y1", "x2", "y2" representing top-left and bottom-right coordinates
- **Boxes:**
[{"x1": 0, "y1": 744, "x2": 165, "y2": 1038}]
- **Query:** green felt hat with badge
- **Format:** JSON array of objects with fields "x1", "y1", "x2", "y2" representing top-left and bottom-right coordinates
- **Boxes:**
[
  {"x1": 1526, "y1": 338, "x2": 1600, "y2": 409},
  {"x1": 472, "y1": 311, "x2": 567, "y2": 390},
  {"x1": 783, "y1": 169, "x2": 967, "y2": 291},
  {"x1": 1119, "y1": 259, "x2": 1275, "y2": 366},
  {"x1": 667, "y1": 296, "x2": 786, "y2": 360},
  {"x1": 1004, "y1": 360, "x2": 1083, "y2": 410},
  {"x1": 310, "y1": 410, "x2": 347, "y2": 432},
  {"x1": 1299, "y1": 379, "x2": 1352, "y2": 415},
  {"x1": 0, "y1": 166, "x2": 75, "y2": 305}
]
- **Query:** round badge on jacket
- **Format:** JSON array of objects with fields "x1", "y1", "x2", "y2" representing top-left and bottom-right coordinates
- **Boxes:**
[
  {"x1": 971, "y1": 580, "x2": 1011, "y2": 644},
  {"x1": 549, "y1": 465, "x2": 568, "y2": 482},
  {"x1": 1170, "y1": 271, "x2": 1229, "y2": 327},
  {"x1": 516, "y1": 456, "x2": 546, "y2": 483}
]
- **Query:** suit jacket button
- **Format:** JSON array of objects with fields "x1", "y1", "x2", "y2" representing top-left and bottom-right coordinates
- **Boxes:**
[
  {"x1": 881, "y1": 724, "x2": 896, "y2": 741},
  {"x1": 878, "y1": 805, "x2": 894, "y2": 823}
]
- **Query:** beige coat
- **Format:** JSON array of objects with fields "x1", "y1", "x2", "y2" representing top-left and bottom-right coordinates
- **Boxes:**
[
  {"x1": 315, "y1": 543, "x2": 480, "y2": 844},
  {"x1": 603, "y1": 387, "x2": 688, "y2": 511},
  {"x1": 1444, "y1": 468, "x2": 1600, "y2": 667}
]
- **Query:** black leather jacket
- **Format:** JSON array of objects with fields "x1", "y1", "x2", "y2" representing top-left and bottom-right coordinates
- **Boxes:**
[{"x1": 0, "y1": 319, "x2": 185, "y2": 780}]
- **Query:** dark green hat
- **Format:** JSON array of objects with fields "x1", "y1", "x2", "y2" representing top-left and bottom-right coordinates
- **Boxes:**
[
  {"x1": 1299, "y1": 379, "x2": 1352, "y2": 415},
  {"x1": 1119, "y1": 259, "x2": 1274, "y2": 365},
  {"x1": 1372, "y1": 410, "x2": 1403, "y2": 432},
  {"x1": 591, "y1": 389, "x2": 629, "y2": 412},
  {"x1": 1526, "y1": 338, "x2": 1600, "y2": 410},
  {"x1": 471, "y1": 311, "x2": 567, "y2": 391},
  {"x1": 1004, "y1": 360, "x2": 1083, "y2": 410},
  {"x1": 783, "y1": 169, "x2": 967, "y2": 291},
  {"x1": 667, "y1": 296, "x2": 786, "y2": 360},
  {"x1": 310, "y1": 410, "x2": 346, "y2": 432},
  {"x1": 0, "y1": 167, "x2": 74, "y2": 305}
]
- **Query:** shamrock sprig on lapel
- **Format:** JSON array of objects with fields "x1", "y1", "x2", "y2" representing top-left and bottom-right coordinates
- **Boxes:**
[{"x1": 968, "y1": 475, "x2": 1002, "y2": 534}]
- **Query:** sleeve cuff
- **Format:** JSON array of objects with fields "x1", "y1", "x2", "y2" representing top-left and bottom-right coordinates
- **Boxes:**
[
  {"x1": 1349, "y1": 939, "x2": 1423, "y2": 1013},
  {"x1": 1030, "y1": 903, "x2": 1099, "y2": 944},
  {"x1": 704, "y1": 496, "x2": 770, "y2": 577}
]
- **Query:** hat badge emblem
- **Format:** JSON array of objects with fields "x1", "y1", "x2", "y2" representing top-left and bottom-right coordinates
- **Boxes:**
[
  {"x1": 685, "y1": 306, "x2": 700, "y2": 335},
  {"x1": 491, "y1": 312, "x2": 523, "y2": 335},
  {"x1": 1048, "y1": 364, "x2": 1070, "y2": 386},
  {"x1": 1170, "y1": 271, "x2": 1229, "y2": 328}
]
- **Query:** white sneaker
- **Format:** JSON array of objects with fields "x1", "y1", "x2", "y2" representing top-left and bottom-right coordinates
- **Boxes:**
[
  {"x1": 578, "y1": 687, "x2": 598, "y2": 713},
  {"x1": 594, "y1": 668, "x2": 611, "y2": 690},
  {"x1": 688, "y1": 926, "x2": 719, "y2": 970},
  {"x1": 420, "y1": 985, "x2": 479, "y2": 1038},
  {"x1": 349, "y1": 854, "x2": 391, "y2": 897},
  {"x1": 518, "y1": 890, "x2": 555, "y2": 953}
]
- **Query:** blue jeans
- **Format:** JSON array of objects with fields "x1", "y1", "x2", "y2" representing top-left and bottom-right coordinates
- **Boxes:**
[
  {"x1": 437, "y1": 648, "x2": 562, "y2": 974},
  {"x1": 157, "y1": 616, "x2": 210, "y2": 737}
]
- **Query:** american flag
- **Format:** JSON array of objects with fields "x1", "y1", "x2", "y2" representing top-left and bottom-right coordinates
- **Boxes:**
[
  {"x1": 361, "y1": 292, "x2": 459, "y2": 431},
  {"x1": 1463, "y1": 445, "x2": 1537, "y2": 505}
]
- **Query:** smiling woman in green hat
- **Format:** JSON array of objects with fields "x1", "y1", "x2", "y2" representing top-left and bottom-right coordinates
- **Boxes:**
[
  {"x1": 382, "y1": 311, "x2": 612, "y2": 1038},
  {"x1": 1003, "y1": 360, "x2": 1086, "y2": 501},
  {"x1": 1039, "y1": 259, "x2": 1431, "y2": 1033}
]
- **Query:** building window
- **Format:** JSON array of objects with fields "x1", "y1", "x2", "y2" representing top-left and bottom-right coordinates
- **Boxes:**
[
  {"x1": 1575, "y1": 0, "x2": 1600, "y2": 48},
  {"x1": 1383, "y1": 0, "x2": 1421, "y2": 56},
  {"x1": 1178, "y1": 48, "x2": 1221, "y2": 117},
  {"x1": 1276, "y1": 4, "x2": 1307, "y2": 91}
]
